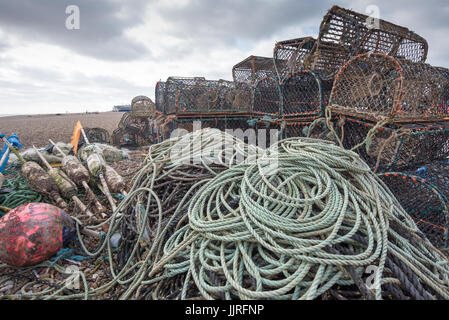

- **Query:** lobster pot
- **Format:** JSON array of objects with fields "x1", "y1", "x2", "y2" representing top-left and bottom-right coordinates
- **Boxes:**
[
  {"x1": 131, "y1": 95, "x2": 155, "y2": 118},
  {"x1": 155, "y1": 81, "x2": 166, "y2": 114},
  {"x1": 339, "y1": 117, "x2": 449, "y2": 172},
  {"x1": 164, "y1": 77, "x2": 251, "y2": 115},
  {"x1": 308, "y1": 5, "x2": 428, "y2": 79},
  {"x1": 273, "y1": 37, "x2": 316, "y2": 82},
  {"x1": 253, "y1": 78, "x2": 281, "y2": 117},
  {"x1": 111, "y1": 113, "x2": 156, "y2": 147},
  {"x1": 437, "y1": 67, "x2": 449, "y2": 108},
  {"x1": 410, "y1": 160, "x2": 449, "y2": 199},
  {"x1": 218, "y1": 81, "x2": 252, "y2": 113},
  {"x1": 232, "y1": 56, "x2": 276, "y2": 85},
  {"x1": 378, "y1": 172, "x2": 448, "y2": 249},
  {"x1": 80, "y1": 127, "x2": 110, "y2": 145},
  {"x1": 330, "y1": 53, "x2": 449, "y2": 122},
  {"x1": 281, "y1": 70, "x2": 333, "y2": 118}
]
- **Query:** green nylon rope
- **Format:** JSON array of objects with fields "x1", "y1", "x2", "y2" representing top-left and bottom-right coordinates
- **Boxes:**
[{"x1": 3, "y1": 130, "x2": 449, "y2": 300}]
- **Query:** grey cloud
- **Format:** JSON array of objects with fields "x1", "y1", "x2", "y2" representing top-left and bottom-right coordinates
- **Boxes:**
[
  {"x1": 0, "y1": 0, "x2": 151, "y2": 61},
  {"x1": 155, "y1": 0, "x2": 333, "y2": 45}
]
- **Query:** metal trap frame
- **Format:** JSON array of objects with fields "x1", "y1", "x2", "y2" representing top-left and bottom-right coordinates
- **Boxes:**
[
  {"x1": 163, "y1": 77, "x2": 252, "y2": 116},
  {"x1": 273, "y1": 36, "x2": 316, "y2": 82},
  {"x1": 307, "y1": 5, "x2": 428, "y2": 80},
  {"x1": 329, "y1": 53, "x2": 449, "y2": 123},
  {"x1": 336, "y1": 116, "x2": 449, "y2": 172},
  {"x1": 232, "y1": 55, "x2": 276, "y2": 85}
]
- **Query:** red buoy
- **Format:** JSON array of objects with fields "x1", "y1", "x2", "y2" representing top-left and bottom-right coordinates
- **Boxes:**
[{"x1": 0, "y1": 203, "x2": 75, "y2": 267}]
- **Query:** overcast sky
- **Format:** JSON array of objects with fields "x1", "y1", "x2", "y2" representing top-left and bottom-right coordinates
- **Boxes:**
[{"x1": 0, "y1": 0, "x2": 448, "y2": 114}]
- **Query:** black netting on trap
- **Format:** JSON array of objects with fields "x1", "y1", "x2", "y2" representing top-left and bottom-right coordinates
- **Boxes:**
[
  {"x1": 232, "y1": 56, "x2": 276, "y2": 85},
  {"x1": 131, "y1": 95, "x2": 156, "y2": 118},
  {"x1": 254, "y1": 120, "x2": 281, "y2": 148},
  {"x1": 338, "y1": 117, "x2": 449, "y2": 172},
  {"x1": 378, "y1": 172, "x2": 449, "y2": 249},
  {"x1": 273, "y1": 37, "x2": 316, "y2": 82},
  {"x1": 408, "y1": 160, "x2": 449, "y2": 200},
  {"x1": 155, "y1": 81, "x2": 166, "y2": 114},
  {"x1": 174, "y1": 117, "x2": 250, "y2": 133},
  {"x1": 281, "y1": 70, "x2": 333, "y2": 118},
  {"x1": 282, "y1": 120, "x2": 329, "y2": 140},
  {"x1": 112, "y1": 112, "x2": 157, "y2": 147},
  {"x1": 308, "y1": 5, "x2": 428, "y2": 80},
  {"x1": 79, "y1": 127, "x2": 110, "y2": 145},
  {"x1": 253, "y1": 78, "x2": 281, "y2": 117},
  {"x1": 164, "y1": 77, "x2": 206, "y2": 114},
  {"x1": 164, "y1": 77, "x2": 251, "y2": 115},
  {"x1": 329, "y1": 53, "x2": 449, "y2": 122}
]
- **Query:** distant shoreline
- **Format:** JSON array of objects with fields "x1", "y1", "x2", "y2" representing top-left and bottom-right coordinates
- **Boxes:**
[
  {"x1": 0, "y1": 111, "x2": 124, "y2": 119},
  {"x1": 0, "y1": 111, "x2": 123, "y2": 148}
]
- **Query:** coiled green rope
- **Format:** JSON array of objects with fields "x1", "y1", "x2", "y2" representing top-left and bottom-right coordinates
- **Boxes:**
[{"x1": 4, "y1": 130, "x2": 449, "y2": 300}]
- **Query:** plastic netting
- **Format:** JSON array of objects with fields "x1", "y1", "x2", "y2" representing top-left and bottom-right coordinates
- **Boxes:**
[
  {"x1": 175, "y1": 117, "x2": 249, "y2": 133},
  {"x1": 282, "y1": 119, "x2": 329, "y2": 140},
  {"x1": 164, "y1": 77, "x2": 251, "y2": 115},
  {"x1": 273, "y1": 37, "x2": 316, "y2": 82},
  {"x1": 330, "y1": 53, "x2": 449, "y2": 122},
  {"x1": 411, "y1": 160, "x2": 449, "y2": 199},
  {"x1": 337, "y1": 117, "x2": 449, "y2": 172},
  {"x1": 253, "y1": 77, "x2": 281, "y2": 117},
  {"x1": 281, "y1": 70, "x2": 333, "y2": 118},
  {"x1": 378, "y1": 172, "x2": 449, "y2": 249},
  {"x1": 232, "y1": 56, "x2": 276, "y2": 85},
  {"x1": 308, "y1": 5, "x2": 428, "y2": 79},
  {"x1": 155, "y1": 81, "x2": 166, "y2": 114}
]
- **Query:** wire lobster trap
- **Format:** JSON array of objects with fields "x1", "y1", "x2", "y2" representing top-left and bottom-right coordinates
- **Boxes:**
[
  {"x1": 164, "y1": 77, "x2": 252, "y2": 116},
  {"x1": 253, "y1": 77, "x2": 281, "y2": 117},
  {"x1": 281, "y1": 70, "x2": 333, "y2": 119},
  {"x1": 329, "y1": 53, "x2": 449, "y2": 123},
  {"x1": 273, "y1": 37, "x2": 316, "y2": 82},
  {"x1": 307, "y1": 5, "x2": 428, "y2": 79},
  {"x1": 378, "y1": 172, "x2": 449, "y2": 249},
  {"x1": 79, "y1": 127, "x2": 110, "y2": 145},
  {"x1": 155, "y1": 81, "x2": 166, "y2": 115},
  {"x1": 232, "y1": 55, "x2": 276, "y2": 85},
  {"x1": 131, "y1": 95, "x2": 156, "y2": 118},
  {"x1": 337, "y1": 117, "x2": 449, "y2": 172},
  {"x1": 111, "y1": 112, "x2": 157, "y2": 147}
]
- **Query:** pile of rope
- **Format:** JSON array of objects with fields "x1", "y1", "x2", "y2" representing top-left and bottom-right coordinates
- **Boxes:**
[
  {"x1": 2, "y1": 129, "x2": 449, "y2": 300},
  {"x1": 0, "y1": 171, "x2": 48, "y2": 214}
]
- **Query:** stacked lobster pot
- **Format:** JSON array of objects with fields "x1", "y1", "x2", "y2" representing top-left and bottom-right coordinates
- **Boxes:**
[
  {"x1": 273, "y1": 5, "x2": 431, "y2": 140},
  {"x1": 313, "y1": 7, "x2": 449, "y2": 248},
  {"x1": 111, "y1": 95, "x2": 166, "y2": 147},
  {"x1": 271, "y1": 37, "x2": 333, "y2": 139},
  {"x1": 158, "y1": 76, "x2": 253, "y2": 141},
  {"x1": 328, "y1": 53, "x2": 449, "y2": 172},
  {"x1": 232, "y1": 55, "x2": 276, "y2": 85}
]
